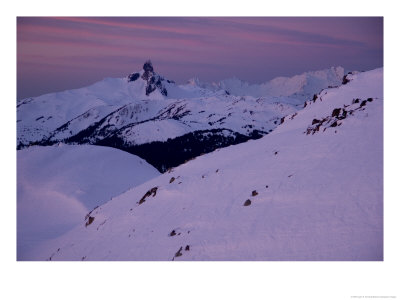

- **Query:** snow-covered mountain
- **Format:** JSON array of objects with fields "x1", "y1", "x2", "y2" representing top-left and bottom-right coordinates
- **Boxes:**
[
  {"x1": 189, "y1": 66, "x2": 345, "y2": 99},
  {"x1": 33, "y1": 68, "x2": 383, "y2": 261},
  {"x1": 17, "y1": 61, "x2": 345, "y2": 172},
  {"x1": 17, "y1": 144, "x2": 160, "y2": 260}
]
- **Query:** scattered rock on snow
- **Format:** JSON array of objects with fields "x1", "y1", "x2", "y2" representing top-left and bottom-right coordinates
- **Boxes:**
[
  {"x1": 173, "y1": 247, "x2": 183, "y2": 260},
  {"x1": 243, "y1": 199, "x2": 252, "y2": 206},
  {"x1": 138, "y1": 187, "x2": 158, "y2": 205},
  {"x1": 312, "y1": 119, "x2": 320, "y2": 125},
  {"x1": 85, "y1": 216, "x2": 94, "y2": 227},
  {"x1": 342, "y1": 74, "x2": 350, "y2": 84},
  {"x1": 331, "y1": 108, "x2": 341, "y2": 118}
]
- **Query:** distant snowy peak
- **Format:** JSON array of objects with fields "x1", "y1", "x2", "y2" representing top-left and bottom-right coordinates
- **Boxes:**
[
  {"x1": 261, "y1": 66, "x2": 345, "y2": 97},
  {"x1": 187, "y1": 66, "x2": 345, "y2": 99}
]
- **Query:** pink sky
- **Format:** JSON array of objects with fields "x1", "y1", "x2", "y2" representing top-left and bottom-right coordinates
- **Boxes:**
[{"x1": 17, "y1": 17, "x2": 383, "y2": 100}]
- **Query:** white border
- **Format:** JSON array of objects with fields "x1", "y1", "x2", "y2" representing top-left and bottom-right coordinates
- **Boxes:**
[{"x1": 3, "y1": 1, "x2": 399, "y2": 300}]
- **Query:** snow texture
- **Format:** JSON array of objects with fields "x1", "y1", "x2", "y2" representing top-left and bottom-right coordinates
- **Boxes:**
[{"x1": 17, "y1": 144, "x2": 160, "y2": 260}]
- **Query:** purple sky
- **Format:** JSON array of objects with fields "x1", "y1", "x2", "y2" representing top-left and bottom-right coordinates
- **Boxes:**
[{"x1": 17, "y1": 17, "x2": 383, "y2": 100}]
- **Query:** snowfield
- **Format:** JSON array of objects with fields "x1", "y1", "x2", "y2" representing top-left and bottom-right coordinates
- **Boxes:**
[
  {"x1": 17, "y1": 145, "x2": 160, "y2": 260},
  {"x1": 32, "y1": 68, "x2": 383, "y2": 261}
]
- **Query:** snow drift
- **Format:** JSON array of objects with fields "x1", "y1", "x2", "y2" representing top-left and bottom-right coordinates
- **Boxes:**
[{"x1": 17, "y1": 144, "x2": 160, "y2": 260}]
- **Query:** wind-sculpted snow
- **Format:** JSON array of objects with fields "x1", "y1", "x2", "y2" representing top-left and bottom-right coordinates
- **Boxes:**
[
  {"x1": 17, "y1": 145, "x2": 160, "y2": 260},
  {"x1": 37, "y1": 68, "x2": 382, "y2": 261}
]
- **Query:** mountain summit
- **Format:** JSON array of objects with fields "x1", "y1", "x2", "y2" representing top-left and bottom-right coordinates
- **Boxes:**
[{"x1": 127, "y1": 60, "x2": 169, "y2": 96}]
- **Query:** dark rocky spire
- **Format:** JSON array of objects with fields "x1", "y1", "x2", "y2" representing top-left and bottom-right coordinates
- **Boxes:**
[
  {"x1": 128, "y1": 60, "x2": 168, "y2": 96},
  {"x1": 143, "y1": 60, "x2": 154, "y2": 73},
  {"x1": 142, "y1": 60, "x2": 154, "y2": 81}
]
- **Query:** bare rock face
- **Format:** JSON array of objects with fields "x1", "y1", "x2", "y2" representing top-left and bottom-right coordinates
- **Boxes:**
[
  {"x1": 142, "y1": 60, "x2": 154, "y2": 81},
  {"x1": 126, "y1": 60, "x2": 168, "y2": 97},
  {"x1": 244, "y1": 199, "x2": 252, "y2": 206}
]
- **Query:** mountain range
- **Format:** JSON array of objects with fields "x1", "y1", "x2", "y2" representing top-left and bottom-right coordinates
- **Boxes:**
[{"x1": 17, "y1": 61, "x2": 346, "y2": 172}]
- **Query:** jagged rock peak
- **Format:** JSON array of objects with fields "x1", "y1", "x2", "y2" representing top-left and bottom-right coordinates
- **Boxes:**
[
  {"x1": 127, "y1": 60, "x2": 169, "y2": 96},
  {"x1": 143, "y1": 60, "x2": 154, "y2": 73},
  {"x1": 127, "y1": 60, "x2": 154, "y2": 82},
  {"x1": 142, "y1": 60, "x2": 155, "y2": 81}
]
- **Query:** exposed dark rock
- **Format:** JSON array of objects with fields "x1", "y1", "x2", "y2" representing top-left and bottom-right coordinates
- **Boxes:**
[
  {"x1": 185, "y1": 245, "x2": 190, "y2": 251},
  {"x1": 128, "y1": 73, "x2": 140, "y2": 82},
  {"x1": 338, "y1": 110, "x2": 347, "y2": 120},
  {"x1": 174, "y1": 247, "x2": 183, "y2": 258},
  {"x1": 331, "y1": 108, "x2": 341, "y2": 118},
  {"x1": 143, "y1": 60, "x2": 154, "y2": 73},
  {"x1": 360, "y1": 100, "x2": 367, "y2": 107},
  {"x1": 145, "y1": 84, "x2": 156, "y2": 96},
  {"x1": 169, "y1": 177, "x2": 175, "y2": 183},
  {"x1": 352, "y1": 98, "x2": 360, "y2": 104},
  {"x1": 342, "y1": 75, "x2": 350, "y2": 85},
  {"x1": 169, "y1": 230, "x2": 176, "y2": 236},
  {"x1": 244, "y1": 199, "x2": 252, "y2": 206},
  {"x1": 367, "y1": 97, "x2": 373, "y2": 102},
  {"x1": 138, "y1": 187, "x2": 158, "y2": 205},
  {"x1": 312, "y1": 119, "x2": 320, "y2": 125},
  {"x1": 251, "y1": 190, "x2": 258, "y2": 197},
  {"x1": 85, "y1": 216, "x2": 94, "y2": 227}
]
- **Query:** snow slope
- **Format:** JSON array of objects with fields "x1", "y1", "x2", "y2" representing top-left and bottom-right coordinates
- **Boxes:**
[
  {"x1": 17, "y1": 144, "x2": 160, "y2": 260},
  {"x1": 37, "y1": 68, "x2": 383, "y2": 261}
]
